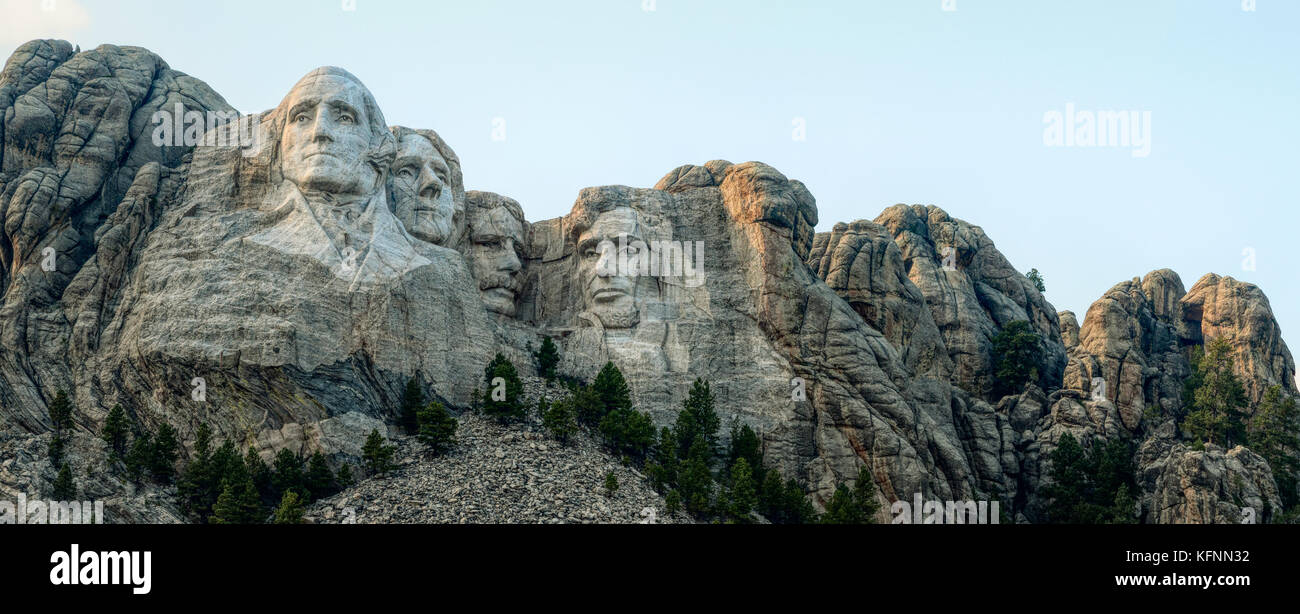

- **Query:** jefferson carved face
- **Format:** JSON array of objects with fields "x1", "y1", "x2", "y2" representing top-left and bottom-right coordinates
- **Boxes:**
[
  {"x1": 577, "y1": 207, "x2": 642, "y2": 329},
  {"x1": 280, "y1": 74, "x2": 378, "y2": 196},
  {"x1": 392, "y1": 133, "x2": 456, "y2": 245},
  {"x1": 467, "y1": 204, "x2": 525, "y2": 316}
]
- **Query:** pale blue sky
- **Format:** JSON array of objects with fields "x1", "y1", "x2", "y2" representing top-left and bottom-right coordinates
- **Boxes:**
[{"x1": 5, "y1": 0, "x2": 1298, "y2": 356}]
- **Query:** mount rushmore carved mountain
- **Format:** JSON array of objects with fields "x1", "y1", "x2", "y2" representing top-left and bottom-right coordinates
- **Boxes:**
[{"x1": 1, "y1": 40, "x2": 1295, "y2": 523}]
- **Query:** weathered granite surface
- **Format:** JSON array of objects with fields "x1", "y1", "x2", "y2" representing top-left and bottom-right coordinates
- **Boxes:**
[{"x1": 1, "y1": 40, "x2": 1294, "y2": 523}]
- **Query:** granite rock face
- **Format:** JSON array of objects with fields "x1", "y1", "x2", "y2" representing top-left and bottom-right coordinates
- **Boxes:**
[{"x1": 1, "y1": 40, "x2": 1295, "y2": 523}]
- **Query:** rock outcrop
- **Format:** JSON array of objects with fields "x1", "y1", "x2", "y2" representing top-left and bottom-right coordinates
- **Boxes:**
[{"x1": 1, "y1": 40, "x2": 1295, "y2": 524}]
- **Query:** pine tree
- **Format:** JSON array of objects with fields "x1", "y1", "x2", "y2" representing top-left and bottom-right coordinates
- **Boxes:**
[
  {"x1": 51, "y1": 464, "x2": 76, "y2": 500},
  {"x1": 991, "y1": 320, "x2": 1042, "y2": 398},
  {"x1": 542, "y1": 395, "x2": 579, "y2": 444},
  {"x1": 417, "y1": 401, "x2": 458, "y2": 455},
  {"x1": 1249, "y1": 386, "x2": 1300, "y2": 509},
  {"x1": 820, "y1": 466, "x2": 880, "y2": 524},
  {"x1": 724, "y1": 457, "x2": 757, "y2": 522},
  {"x1": 571, "y1": 386, "x2": 604, "y2": 428},
  {"x1": 647, "y1": 427, "x2": 679, "y2": 491},
  {"x1": 535, "y1": 336, "x2": 560, "y2": 382},
  {"x1": 150, "y1": 423, "x2": 179, "y2": 482},
  {"x1": 1026, "y1": 268, "x2": 1046, "y2": 293},
  {"x1": 101, "y1": 405, "x2": 130, "y2": 458},
  {"x1": 47, "y1": 435, "x2": 65, "y2": 467},
  {"x1": 678, "y1": 438, "x2": 714, "y2": 516},
  {"x1": 124, "y1": 432, "x2": 153, "y2": 482},
  {"x1": 336, "y1": 464, "x2": 355, "y2": 489},
  {"x1": 211, "y1": 472, "x2": 262, "y2": 525},
  {"x1": 305, "y1": 450, "x2": 335, "y2": 500},
  {"x1": 598, "y1": 407, "x2": 656, "y2": 462},
  {"x1": 362, "y1": 429, "x2": 395, "y2": 476},
  {"x1": 178, "y1": 424, "x2": 217, "y2": 521},
  {"x1": 674, "y1": 378, "x2": 720, "y2": 458},
  {"x1": 400, "y1": 377, "x2": 424, "y2": 435},
  {"x1": 1044, "y1": 433, "x2": 1138, "y2": 523},
  {"x1": 727, "y1": 422, "x2": 765, "y2": 490},
  {"x1": 49, "y1": 390, "x2": 73, "y2": 436},
  {"x1": 246, "y1": 446, "x2": 273, "y2": 504},
  {"x1": 272, "y1": 448, "x2": 306, "y2": 498},
  {"x1": 665, "y1": 489, "x2": 682, "y2": 515},
  {"x1": 1184, "y1": 338, "x2": 1249, "y2": 447},
  {"x1": 482, "y1": 353, "x2": 526, "y2": 423},
  {"x1": 590, "y1": 362, "x2": 632, "y2": 421},
  {"x1": 604, "y1": 471, "x2": 619, "y2": 498},
  {"x1": 274, "y1": 490, "x2": 306, "y2": 524}
]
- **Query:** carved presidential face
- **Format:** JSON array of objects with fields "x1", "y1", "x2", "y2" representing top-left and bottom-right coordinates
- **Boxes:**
[
  {"x1": 467, "y1": 205, "x2": 525, "y2": 316},
  {"x1": 577, "y1": 207, "x2": 643, "y2": 329},
  {"x1": 280, "y1": 74, "x2": 378, "y2": 196},
  {"x1": 392, "y1": 133, "x2": 456, "y2": 245}
]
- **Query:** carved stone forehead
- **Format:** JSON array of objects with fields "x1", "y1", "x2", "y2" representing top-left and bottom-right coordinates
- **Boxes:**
[
  {"x1": 470, "y1": 207, "x2": 525, "y2": 241},
  {"x1": 279, "y1": 66, "x2": 387, "y2": 131}
]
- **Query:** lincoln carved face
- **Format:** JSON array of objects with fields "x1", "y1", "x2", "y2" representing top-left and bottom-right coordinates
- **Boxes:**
[
  {"x1": 577, "y1": 207, "x2": 643, "y2": 329},
  {"x1": 279, "y1": 72, "x2": 382, "y2": 197},
  {"x1": 466, "y1": 196, "x2": 525, "y2": 316},
  {"x1": 392, "y1": 132, "x2": 456, "y2": 245}
]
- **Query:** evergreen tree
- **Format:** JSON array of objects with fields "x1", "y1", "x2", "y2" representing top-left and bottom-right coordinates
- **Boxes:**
[
  {"x1": 674, "y1": 378, "x2": 720, "y2": 458},
  {"x1": 101, "y1": 405, "x2": 130, "y2": 458},
  {"x1": 1249, "y1": 386, "x2": 1300, "y2": 509},
  {"x1": 305, "y1": 450, "x2": 336, "y2": 500},
  {"x1": 604, "y1": 471, "x2": 619, "y2": 498},
  {"x1": 727, "y1": 422, "x2": 765, "y2": 489},
  {"x1": 51, "y1": 464, "x2": 76, "y2": 500},
  {"x1": 534, "y1": 336, "x2": 560, "y2": 382},
  {"x1": 1044, "y1": 433, "x2": 1138, "y2": 523},
  {"x1": 1026, "y1": 268, "x2": 1046, "y2": 293},
  {"x1": 124, "y1": 432, "x2": 153, "y2": 482},
  {"x1": 724, "y1": 457, "x2": 757, "y2": 522},
  {"x1": 362, "y1": 429, "x2": 396, "y2": 476},
  {"x1": 598, "y1": 407, "x2": 656, "y2": 462},
  {"x1": 274, "y1": 490, "x2": 306, "y2": 524},
  {"x1": 664, "y1": 489, "x2": 682, "y2": 515},
  {"x1": 178, "y1": 424, "x2": 217, "y2": 521},
  {"x1": 482, "y1": 353, "x2": 526, "y2": 423},
  {"x1": 417, "y1": 401, "x2": 458, "y2": 455},
  {"x1": 49, "y1": 389, "x2": 73, "y2": 435},
  {"x1": 590, "y1": 362, "x2": 632, "y2": 421},
  {"x1": 211, "y1": 470, "x2": 262, "y2": 525},
  {"x1": 542, "y1": 395, "x2": 579, "y2": 444},
  {"x1": 210, "y1": 439, "x2": 240, "y2": 486},
  {"x1": 150, "y1": 423, "x2": 179, "y2": 482},
  {"x1": 571, "y1": 386, "x2": 604, "y2": 428},
  {"x1": 820, "y1": 466, "x2": 880, "y2": 524},
  {"x1": 336, "y1": 464, "x2": 355, "y2": 489},
  {"x1": 47, "y1": 435, "x2": 65, "y2": 467},
  {"x1": 400, "y1": 377, "x2": 424, "y2": 435},
  {"x1": 272, "y1": 448, "x2": 306, "y2": 498},
  {"x1": 678, "y1": 438, "x2": 715, "y2": 516},
  {"x1": 991, "y1": 320, "x2": 1041, "y2": 398},
  {"x1": 647, "y1": 427, "x2": 679, "y2": 491},
  {"x1": 246, "y1": 446, "x2": 273, "y2": 504},
  {"x1": 1184, "y1": 338, "x2": 1249, "y2": 447}
]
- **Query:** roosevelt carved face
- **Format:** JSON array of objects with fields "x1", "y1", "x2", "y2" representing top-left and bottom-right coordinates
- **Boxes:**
[
  {"x1": 577, "y1": 207, "x2": 643, "y2": 329},
  {"x1": 392, "y1": 133, "x2": 456, "y2": 245},
  {"x1": 280, "y1": 73, "x2": 379, "y2": 198},
  {"x1": 467, "y1": 204, "x2": 524, "y2": 316}
]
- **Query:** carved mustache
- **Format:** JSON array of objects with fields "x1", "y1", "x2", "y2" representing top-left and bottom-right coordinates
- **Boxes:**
[{"x1": 479, "y1": 272, "x2": 519, "y2": 293}]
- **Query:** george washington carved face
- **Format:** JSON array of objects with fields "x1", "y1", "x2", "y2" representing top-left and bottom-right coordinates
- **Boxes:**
[{"x1": 278, "y1": 71, "x2": 385, "y2": 198}]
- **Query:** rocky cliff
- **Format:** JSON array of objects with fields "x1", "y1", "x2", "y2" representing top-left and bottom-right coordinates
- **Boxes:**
[{"x1": 1, "y1": 40, "x2": 1294, "y2": 523}]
